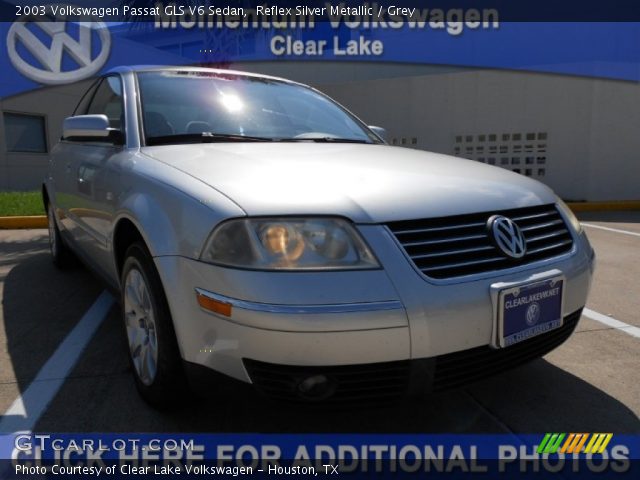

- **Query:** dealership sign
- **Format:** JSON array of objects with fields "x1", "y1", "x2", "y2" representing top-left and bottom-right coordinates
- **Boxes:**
[
  {"x1": 1, "y1": 3, "x2": 640, "y2": 98},
  {"x1": 6, "y1": 8, "x2": 111, "y2": 85}
]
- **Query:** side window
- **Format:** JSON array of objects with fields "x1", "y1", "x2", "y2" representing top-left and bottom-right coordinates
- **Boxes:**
[{"x1": 86, "y1": 76, "x2": 125, "y2": 130}]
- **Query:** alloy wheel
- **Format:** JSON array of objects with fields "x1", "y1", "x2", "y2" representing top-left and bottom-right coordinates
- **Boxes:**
[{"x1": 123, "y1": 268, "x2": 159, "y2": 386}]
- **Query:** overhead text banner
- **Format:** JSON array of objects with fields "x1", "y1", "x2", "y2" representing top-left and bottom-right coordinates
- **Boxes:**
[
  {"x1": 3, "y1": 0, "x2": 640, "y2": 22},
  {"x1": 1, "y1": 1, "x2": 640, "y2": 98}
]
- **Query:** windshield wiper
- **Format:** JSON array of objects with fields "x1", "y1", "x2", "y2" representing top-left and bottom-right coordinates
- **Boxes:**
[
  {"x1": 146, "y1": 132, "x2": 274, "y2": 146},
  {"x1": 146, "y1": 132, "x2": 375, "y2": 146},
  {"x1": 278, "y1": 137, "x2": 372, "y2": 144}
]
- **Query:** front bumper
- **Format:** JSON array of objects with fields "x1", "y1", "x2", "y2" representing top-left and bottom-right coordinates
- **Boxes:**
[
  {"x1": 242, "y1": 308, "x2": 583, "y2": 403},
  {"x1": 154, "y1": 256, "x2": 411, "y2": 382},
  {"x1": 153, "y1": 228, "x2": 594, "y2": 390}
]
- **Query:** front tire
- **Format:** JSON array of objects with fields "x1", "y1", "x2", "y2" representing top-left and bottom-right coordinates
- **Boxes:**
[
  {"x1": 47, "y1": 204, "x2": 72, "y2": 268},
  {"x1": 121, "y1": 242, "x2": 186, "y2": 408}
]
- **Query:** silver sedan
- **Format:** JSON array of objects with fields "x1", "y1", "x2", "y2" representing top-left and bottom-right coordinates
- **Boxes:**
[{"x1": 44, "y1": 66, "x2": 595, "y2": 407}]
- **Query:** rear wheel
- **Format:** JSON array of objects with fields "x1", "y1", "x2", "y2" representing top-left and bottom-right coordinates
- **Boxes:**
[
  {"x1": 121, "y1": 242, "x2": 186, "y2": 408},
  {"x1": 47, "y1": 204, "x2": 72, "y2": 268}
]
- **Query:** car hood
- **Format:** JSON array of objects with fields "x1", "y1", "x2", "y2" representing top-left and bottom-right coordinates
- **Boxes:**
[{"x1": 141, "y1": 143, "x2": 557, "y2": 223}]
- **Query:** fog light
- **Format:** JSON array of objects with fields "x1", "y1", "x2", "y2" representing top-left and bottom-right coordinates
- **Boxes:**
[{"x1": 297, "y1": 374, "x2": 337, "y2": 400}]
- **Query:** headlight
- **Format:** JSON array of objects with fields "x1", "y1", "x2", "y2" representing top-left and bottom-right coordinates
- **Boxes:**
[
  {"x1": 556, "y1": 198, "x2": 583, "y2": 234},
  {"x1": 201, "y1": 217, "x2": 380, "y2": 270}
]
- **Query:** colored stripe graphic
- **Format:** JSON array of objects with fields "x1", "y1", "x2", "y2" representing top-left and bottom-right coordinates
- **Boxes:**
[
  {"x1": 584, "y1": 433, "x2": 613, "y2": 454},
  {"x1": 559, "y1": 433, "x2": 589, "y2": 454},
  {"x1": 537, "y1": 433, "x2": 566, "y2": 454},
  {"x1": 539, "y1": 433, "x2": 613, "y2": 454}
]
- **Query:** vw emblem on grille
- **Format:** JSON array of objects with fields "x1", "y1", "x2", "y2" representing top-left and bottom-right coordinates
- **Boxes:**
[
  {"x1": 7, "y1": 7, "x2": 111, "y2": 85},
  {"x1": 525, "y1": 302, "x2": 541, "y2": 326},
  {"x1": 487, "y1": 215, "x2": 527, "y2": 259}
]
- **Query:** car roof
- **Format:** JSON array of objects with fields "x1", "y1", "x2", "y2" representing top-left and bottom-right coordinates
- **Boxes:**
[{"x1": 106, "y1": 65, "x2": 302, "y2": 86}]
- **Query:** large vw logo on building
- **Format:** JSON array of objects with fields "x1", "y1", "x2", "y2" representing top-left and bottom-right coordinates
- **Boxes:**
[
  {"x1": 488, "y1": 215, "x2": 527, "y2": 259},
  {"x1": 7, "y1": 8, "x2": 111, "y2": 85}
]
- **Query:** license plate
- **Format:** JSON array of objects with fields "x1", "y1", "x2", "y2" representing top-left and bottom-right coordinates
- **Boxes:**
[{"x1": 498, "y1": 277, "x2": 564, "y2": 348}]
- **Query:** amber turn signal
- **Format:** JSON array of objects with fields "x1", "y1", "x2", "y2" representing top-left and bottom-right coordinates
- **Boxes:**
[{"x1": 196, "y1": 292, "x2": 232, "y2": 317}]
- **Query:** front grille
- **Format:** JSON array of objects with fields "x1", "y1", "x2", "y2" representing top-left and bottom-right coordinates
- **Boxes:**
[
  {"x1": 433, "y1": 309, "x2": 582, "y2": 391},
  {"x1": 387, "y1": 204, "x2": 574, "y2": 279},
  {"x1": 243, "y1": 359, "x2": 410, "y2": 405}
]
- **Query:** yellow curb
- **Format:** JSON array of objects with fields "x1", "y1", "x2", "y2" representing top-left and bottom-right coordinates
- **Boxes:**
[
  {"x1": 0, "y1": 215, "x2": 48, "y2": 229},
  {"x1": 0, "y1": 201, "x2": 637, "y2": 229},
  {"x1": 567, "y1": 201, "x2": 640, "y2": 212}
]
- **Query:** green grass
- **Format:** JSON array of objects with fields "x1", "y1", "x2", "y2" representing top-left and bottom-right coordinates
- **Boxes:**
[{"x1": 0, "y1": 191, "x2": 45, "y2": 216}]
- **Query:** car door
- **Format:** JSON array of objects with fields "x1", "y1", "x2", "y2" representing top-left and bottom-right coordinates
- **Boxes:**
[
  {"x1": 62, "y1": 75, "x2": 126, "y2": 278},
  {"x1": 51, "y1": 79, "x2": 99, "y2": 240}
]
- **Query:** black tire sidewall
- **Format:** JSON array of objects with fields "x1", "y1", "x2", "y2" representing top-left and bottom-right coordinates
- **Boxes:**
[
  {"x1": 48, "y1": 205, "x2": 71, "y2": 268},
  {"x1": 120, "y1": 242, "x2": 185, "y2": 407}
]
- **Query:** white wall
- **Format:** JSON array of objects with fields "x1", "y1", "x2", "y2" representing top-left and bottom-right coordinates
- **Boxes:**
[{"x1": 315, "y1": 68, "x2": 640, "y2": 201}]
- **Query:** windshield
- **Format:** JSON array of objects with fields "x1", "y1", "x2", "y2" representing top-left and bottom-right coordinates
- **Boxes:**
[{"x1": 136, "y1": 71, "x2": 379, "y2": 144}]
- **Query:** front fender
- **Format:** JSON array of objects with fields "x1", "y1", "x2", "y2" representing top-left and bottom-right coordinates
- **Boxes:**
[{"x1": 111, "y1": 183, "x2": 242, "y2": 261}]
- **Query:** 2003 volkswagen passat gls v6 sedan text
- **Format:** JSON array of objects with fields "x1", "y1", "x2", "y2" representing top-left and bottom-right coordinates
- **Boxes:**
[{"x1": 44, "y1": 67, "x2": 594, "y2": 406}]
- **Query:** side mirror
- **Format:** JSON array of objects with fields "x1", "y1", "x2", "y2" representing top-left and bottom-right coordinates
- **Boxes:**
[
  {"x1": 63, "y1": 114, "x2": 124, "y2": 144},
  {"x1": 368, "y1": 125, "x2": 388, "y2": 142}
]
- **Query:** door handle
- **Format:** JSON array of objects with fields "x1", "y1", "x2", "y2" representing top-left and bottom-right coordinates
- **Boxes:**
[{"x1": 66, "y1": 162, "x2": 72, "y2": 173}]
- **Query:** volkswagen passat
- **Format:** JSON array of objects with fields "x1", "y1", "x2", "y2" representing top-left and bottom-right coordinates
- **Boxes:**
[{"x1": 44, "y1": 67, "x2": 594, "y2": 406}]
